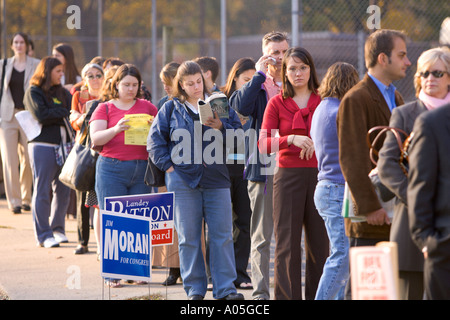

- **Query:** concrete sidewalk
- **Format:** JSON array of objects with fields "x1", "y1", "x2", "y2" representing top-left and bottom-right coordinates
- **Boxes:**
[{"x1": 0, "y1": 198, "x2": 272, "y2": 300}]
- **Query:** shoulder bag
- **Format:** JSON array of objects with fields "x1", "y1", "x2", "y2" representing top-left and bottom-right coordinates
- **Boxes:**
[
  {"x1": 144, "y1": 101, "x2": 175, "y2": 187},
  {"x1": 0, "y1": 58, "x2": 7, "y2": 104},
  {"x1": 59, "y1": 112, "x2": 98, "y2": 192}
]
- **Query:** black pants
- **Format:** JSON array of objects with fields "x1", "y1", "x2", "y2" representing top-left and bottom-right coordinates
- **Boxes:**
[
  {"x1": 76, "y1": 190, "x2": 90, "y2": 246},
  {"x1": 228, "y1": 163, "x2": 252, "y2": 285}
]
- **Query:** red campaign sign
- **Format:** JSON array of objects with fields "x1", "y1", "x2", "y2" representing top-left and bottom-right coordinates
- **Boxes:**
[{"x1": 152, "y1": 228, "x2": 173, "y2": 246}]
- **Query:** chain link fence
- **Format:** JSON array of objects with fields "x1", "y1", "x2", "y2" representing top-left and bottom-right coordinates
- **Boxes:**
[{"x1": 1, "y1": 0, "x2": 449, "y2": 102}]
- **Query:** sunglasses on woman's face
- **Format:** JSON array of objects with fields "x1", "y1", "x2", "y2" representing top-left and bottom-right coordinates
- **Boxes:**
[
  {"x1": 419, "y1": 70, "x2": 447, "y2": 79},
  {"x1": 87, "y1": 74, "x2": 103, "y2": 80}
]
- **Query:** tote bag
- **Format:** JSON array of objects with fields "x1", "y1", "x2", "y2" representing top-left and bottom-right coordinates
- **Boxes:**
[{"x1": 59, "y1": 118, "x2": 98, "y2": 191}]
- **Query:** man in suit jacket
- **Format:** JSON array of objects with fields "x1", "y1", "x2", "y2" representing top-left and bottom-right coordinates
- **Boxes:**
[
  {"x1": 408, "y1": 103, "x2": 450, "y2": 300},
  {"x1": 0, "y1": 36, "x2": 40, "y2": 213},
  {"x1": 337, "y1": 29, "x2": 411, "y2": 298}
]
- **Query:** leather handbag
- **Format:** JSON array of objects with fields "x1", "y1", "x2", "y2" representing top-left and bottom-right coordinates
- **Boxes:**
[
  {"x1": 367, "y1": 125, "x2": 410, "y2": 176},
  {"x1": 59, "y1": 142, "x2": 98, "y2": 191},
  {"x1": 144, "y1": 157, "x2": 165, "y2": 187},
  {"x1": 144, "y1": 101, "x2": 176, "y2": 188},
  {"x1": 59, "y1": 120, "x2": 98, "y2": 191}
]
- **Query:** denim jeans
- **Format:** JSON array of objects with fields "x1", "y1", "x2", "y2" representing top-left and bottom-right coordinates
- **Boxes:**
[
  {"x1": 314, "y1": 180, "x2": 349, "y2": 300},
  {"x1": 95, "y1": 156, "x2": 152, "y2": 210},
  {"x1": 166, "y1": 169, "x2": 237, "y2": 299}
]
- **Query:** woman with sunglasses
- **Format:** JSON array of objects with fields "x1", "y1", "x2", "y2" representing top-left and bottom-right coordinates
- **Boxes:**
[
  {"x1": 378, "y1": 46, "x2": 450, "y2": 300},
  {"x1": 69, "y1": 63, "x2": 104, "y2": 255}
]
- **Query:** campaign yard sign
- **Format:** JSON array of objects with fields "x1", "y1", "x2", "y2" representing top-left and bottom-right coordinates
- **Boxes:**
[
  {"x1": 104, "y1": 192, "x2": 175, "y2": 246},
  {"x1": 101, "y1": 211, "x2": 152, "y2": 282}
]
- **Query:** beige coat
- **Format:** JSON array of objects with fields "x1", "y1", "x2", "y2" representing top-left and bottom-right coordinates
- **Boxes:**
[{"x1": 0, "y1": 56, "x2": 40, "y2": 121}]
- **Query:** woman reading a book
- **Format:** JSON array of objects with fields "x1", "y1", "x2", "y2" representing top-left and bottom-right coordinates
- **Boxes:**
[
  {"x1": 147, "y1": 60, "x2": 244, "y2": 300},
  {"x1": 258, "y1": 47, "x2": 329, "y2": 300}
]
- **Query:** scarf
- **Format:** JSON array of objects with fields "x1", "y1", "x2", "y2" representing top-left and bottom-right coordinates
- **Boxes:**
[
  {"x1": 284, "y1": 92, "x2": 321, "y2": 132},
  {"x1": 419, "y1": 89, "x2": 450, "y2": 110}
]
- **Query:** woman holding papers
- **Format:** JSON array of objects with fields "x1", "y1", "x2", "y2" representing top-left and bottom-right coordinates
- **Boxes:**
[
  {"x1": 0, "y1": 32, "x2": 40, "y2": 214},
  {"x1": 23, "y1": 57, "x2": 73, "y2": 248},
  {"x1": 90, "y1": 64, "x2": 157, "y2": 287},
  {"x1": 148, "y1": 61, "x2": 244, "y2": 300},
  {"x1": 90, "y1": 64, "x2": 157, "y2": 211}
]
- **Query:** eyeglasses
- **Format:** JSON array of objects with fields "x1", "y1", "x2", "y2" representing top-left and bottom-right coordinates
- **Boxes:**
[
  {"x1": 419, "y1": 70, "x2": 447, "y2": 79},
  {"x1": 287, "y1": 65, "x2": 310, "y2": 73},
  {"x1": 86, "y1": 74, "x2": 103, "y2": 80}
]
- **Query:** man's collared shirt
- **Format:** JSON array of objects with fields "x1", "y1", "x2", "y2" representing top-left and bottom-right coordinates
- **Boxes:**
[
  {"x1": 261, "y1": 71, "x2": 282, "y2": 101},
  {"x1": 368, "y1": 73, "x2": 397, "y2": 112}
]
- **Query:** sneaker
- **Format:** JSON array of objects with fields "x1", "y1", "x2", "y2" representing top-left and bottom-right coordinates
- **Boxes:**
[
  {"x1": 41, "y1": 237, "x2": 60, "y2": 248},
  {"x1": 53, "y1": 232, "x2": 68, "y2": 243}
]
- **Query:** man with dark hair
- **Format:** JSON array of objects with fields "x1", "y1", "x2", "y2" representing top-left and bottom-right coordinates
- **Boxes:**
[
  {"x1": 408, "y1": 104, "x2": 450, "y2": 300},
  {"x1": 194, "y1": 56, "x2": 220, "y2": 93},
  {"x1": 230, "y1": 30, "x2": 289, "y2": 300},
  {"x1": 336, "y1": 29, "x2": 411, "y2": 299}
]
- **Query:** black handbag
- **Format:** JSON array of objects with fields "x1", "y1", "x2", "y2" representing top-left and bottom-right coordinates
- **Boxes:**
[
  {"x1": 144, "y1": 157, "x2": 165, "y2": 187},
  {"x1": 59, "y1": 121, "x2": 98, "y2": 191},
  {"x1": 144, "y1": 101, "x2": 175, "y2": 187}
]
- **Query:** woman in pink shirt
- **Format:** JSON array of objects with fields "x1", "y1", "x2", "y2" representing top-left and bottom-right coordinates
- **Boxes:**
[
  {"x1": 258, "y1": 47, "x2": 329, "y2": 300},
  {"x1": 90, "y1": 64, "x2": 157, "y2": 287}
]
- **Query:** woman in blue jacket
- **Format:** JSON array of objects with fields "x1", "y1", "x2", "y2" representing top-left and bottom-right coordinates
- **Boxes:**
[{"x1": 147, "y1": 61, "x2": 244, "y2": 300}]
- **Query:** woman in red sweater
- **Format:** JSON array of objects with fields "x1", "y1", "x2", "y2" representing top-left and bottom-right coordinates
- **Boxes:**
[{"x1": 258, "y1": 47, "x2": 329, "y2": 300}]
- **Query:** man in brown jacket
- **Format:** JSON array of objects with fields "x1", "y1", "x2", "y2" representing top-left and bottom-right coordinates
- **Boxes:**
[{"x1": 337, "y1": 29, "x2": 411, "y2": 298}]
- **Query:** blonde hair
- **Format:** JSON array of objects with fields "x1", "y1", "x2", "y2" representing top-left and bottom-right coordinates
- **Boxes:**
[
  {"x1": 160, "y1": 61, "x2": 180, "y2": 87},
  {"x1": 318, "y1": 62, "x2": 359, "y2": 100},
  {"x1": 414, "y1": 46, "x2": 450, "y2": 97}
]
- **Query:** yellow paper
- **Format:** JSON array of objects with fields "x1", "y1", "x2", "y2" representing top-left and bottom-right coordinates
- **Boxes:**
[{"x1": 124, "y1": 114, "x2": 154, "y2": 146}]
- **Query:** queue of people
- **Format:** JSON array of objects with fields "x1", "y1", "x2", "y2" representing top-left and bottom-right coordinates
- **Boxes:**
[{"x1": 1, "y1": 28, "x2": 449, "y2": 300}]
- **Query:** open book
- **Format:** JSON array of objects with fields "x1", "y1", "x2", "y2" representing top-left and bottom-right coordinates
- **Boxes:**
[{"x1": 198, "y1": 92, "x2": 229, "y2": 124}]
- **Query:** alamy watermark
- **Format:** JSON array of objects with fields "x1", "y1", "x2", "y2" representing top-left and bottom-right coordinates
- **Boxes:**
[
  {"x1": 66, "y1": 265, "x2": 81, "y2": 290},
  {"x1": 367, "y1": 5, "x2": 381, "y2": 30},
  {"x1": 64, "y1": 4, "x2": 381, "y2": 31},
  {"x1": 157, "y1": 123, "x2": 278, "y2": 176},
  {"x1": 66, "y1": 5, "x2": 81, "y2": 30}
]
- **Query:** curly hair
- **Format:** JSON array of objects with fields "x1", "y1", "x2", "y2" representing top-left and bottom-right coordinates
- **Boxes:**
[{"x1": 318, "y1": 62, "x2": 360, "y2": 100}]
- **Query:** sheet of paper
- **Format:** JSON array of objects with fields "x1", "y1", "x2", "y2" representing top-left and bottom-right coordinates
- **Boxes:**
[
  {"x1": 15, "y1": 110, "x2": 42, "y2": 141},
  {"x1": 124, "y1": 113, "x2": 153, "y2": 146}
]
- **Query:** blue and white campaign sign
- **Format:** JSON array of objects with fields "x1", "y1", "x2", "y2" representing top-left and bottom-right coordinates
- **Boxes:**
[
  {"x1": 104, "y1": 192, "x2": 175, "y2": 246},
  {"x1": 101, "y1": 210, "x2": 152, "y2": 282}
]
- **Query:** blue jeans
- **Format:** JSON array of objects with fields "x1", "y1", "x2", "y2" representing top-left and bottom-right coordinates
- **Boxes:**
[
  {"x1": 314, "y1": 180, "x2": 349, "y2": 300},
  {"x1": 166, "y1": 169, "x2": 237, "y2": 299},
  {"x1": 95, "y1": 156, "x2": 152, "y2": 210},
  {"x1": 28, "y1": 143, "x2": 71, "y2": 244}
]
